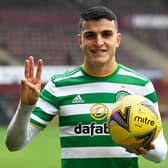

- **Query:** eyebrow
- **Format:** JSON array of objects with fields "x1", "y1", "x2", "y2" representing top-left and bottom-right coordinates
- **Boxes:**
[
  {"x1": 101, "y1": 30, "x2": 113, "y2": 34},
  {"x1": 83, "y1": 30, "x2": 113, "y2": 36},
  {"x1": 84, "y1": 29, "x2": 113, "y2": 33}
]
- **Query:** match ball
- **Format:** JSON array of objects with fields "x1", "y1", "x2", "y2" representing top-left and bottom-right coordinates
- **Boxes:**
[{"x1": 108, "y1": 95, "x2": 162, "y2": 149}]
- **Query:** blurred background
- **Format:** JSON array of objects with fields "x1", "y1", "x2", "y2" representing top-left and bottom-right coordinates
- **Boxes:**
[
  {"x1": 0, "y1": 1, "x2": 168, "y2": 167},
  {"x1": 0, "y1": 0, "x2": 168, "y2": 125}
]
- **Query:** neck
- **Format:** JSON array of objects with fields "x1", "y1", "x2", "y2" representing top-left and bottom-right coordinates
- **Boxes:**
[{"x1": 83, "y1": 61, "x2": 118, "y2": 77}]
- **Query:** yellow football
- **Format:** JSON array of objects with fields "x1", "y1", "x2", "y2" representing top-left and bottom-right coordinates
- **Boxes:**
[{"x1": 108, "y1": 95, "x2": 162, "y2": 149}]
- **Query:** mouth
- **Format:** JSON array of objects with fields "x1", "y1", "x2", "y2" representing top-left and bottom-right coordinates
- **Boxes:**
[{"x1": 90, "y1": 49, "x2": 107, "y2": 54}]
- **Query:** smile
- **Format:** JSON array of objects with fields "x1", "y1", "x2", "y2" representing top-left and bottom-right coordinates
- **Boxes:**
[{"x1": 90, "y1": 49, "x2": 106, "y2": 54}]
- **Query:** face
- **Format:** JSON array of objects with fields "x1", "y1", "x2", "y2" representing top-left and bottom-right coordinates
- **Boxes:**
[{"x1": 77, "y1": 19, "x2": 121, "y2": 67}]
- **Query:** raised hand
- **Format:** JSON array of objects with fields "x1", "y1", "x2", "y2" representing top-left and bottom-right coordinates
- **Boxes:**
[{"x1": 20, "y1": 56, "x2": 43, "y2": 105}]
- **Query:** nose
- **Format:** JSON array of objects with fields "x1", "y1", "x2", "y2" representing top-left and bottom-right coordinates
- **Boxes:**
[{"x1": 94, "y1": 35, "x2": 104, "y2": 46}]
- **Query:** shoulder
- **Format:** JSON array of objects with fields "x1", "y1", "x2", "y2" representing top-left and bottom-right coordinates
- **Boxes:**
[
  {"x1": 117, "y1": 64, "x2": 150, "y2": 83},
  {"x1": 49, "y1": 65, "x2": 84, "y2": 86}
]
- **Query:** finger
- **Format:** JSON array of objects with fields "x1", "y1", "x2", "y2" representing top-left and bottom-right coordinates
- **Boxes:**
[
  {"x1": 144, "y1": 143, "x2": 155, "y2": 151},
  {"x1": 126, "y1": 148, "x2": 137, "y2": 154},
  {"x1": 36, "y1": 59, "x2": 43, "y2": 80},
  {"x1": 126, "y1": 147, "x2": 133, "y2": 153},
  {"x1": 135, "y1": 148, "x2": 145, "y2": 155},
  {"x1": 20, "y1": 79, "x2": 25, "y2": 90},
  {"x1": 29, "y1": 56, "x2": 34, "y2": 78},
  {"x1": 20, "y1": 79, "x2": 28, "y2": 97},
  {"x1": 24, "y1": 59, "x2": 30, "y2": 79},
  {"x1": 139, "y1": 147, "x2": 148, "y2": 154},
  {"x1": 150, "y1": 143, "x2": 155, "y2": 149},
  {"x1": 20, "y1": 80, "x2": 25, "y2": 99},
  {"x1": 143, "y1": 128, "x2": 156, "y2": 149},
  {"x1": 126, "y1": 147, "x2": 141, "y2": 155},
  {"x1": 20, "y1": 79, "x2": 29, "y2": 90},
  {"x1": 131, "y1": 148, "x2": 140, "y2": 155}
]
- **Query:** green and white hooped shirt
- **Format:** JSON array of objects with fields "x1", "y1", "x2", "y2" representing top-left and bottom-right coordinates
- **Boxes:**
[{"x1": 30, "y1": 64, "x2": 158, "y2": 168}]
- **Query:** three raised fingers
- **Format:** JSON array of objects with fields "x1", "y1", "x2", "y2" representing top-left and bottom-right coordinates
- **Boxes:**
[{"x1": 24, "y1": 56, "x2": 42, "y2": 80}]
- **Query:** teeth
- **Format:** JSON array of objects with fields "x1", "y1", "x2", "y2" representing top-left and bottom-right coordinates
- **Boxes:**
[{"x1": 91, "y1": 49, "x2": 106, "y2": 52}]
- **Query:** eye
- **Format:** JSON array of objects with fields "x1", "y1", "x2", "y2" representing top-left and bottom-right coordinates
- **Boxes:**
[
  {"x1": 102, "y1": 31, "x2": 113, "y2": 38},
  {"x1": 83, "y1": 32, "x2": 96, "y2": 39}
]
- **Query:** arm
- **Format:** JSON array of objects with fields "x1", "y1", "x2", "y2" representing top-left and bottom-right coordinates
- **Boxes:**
[
  {"x1": 142, "y1": 130, "x2": 167, "y2": 163},
  {"x1": 142, "y1": 81, "x2": 167, "y2": 162},
  {"x1": 5, "y1": 56, "x2": 43, "y2": 151},
  {"x1": 126, "y1": 128, "x2": 167, "y2": 163},
  {"x1": 142, "y1": 82, "x2": 168, "y2": 162},
  {"x1": 5, "y1": 103, "x2": 40, "y2": 151},
  {"x1": 126, "y1": 81, "x2": 167, "y2": 162}
]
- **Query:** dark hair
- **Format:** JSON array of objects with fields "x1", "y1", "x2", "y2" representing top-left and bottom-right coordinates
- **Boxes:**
[{"x1": 79, "y1": 6, "x2": 118, "y2": 32}]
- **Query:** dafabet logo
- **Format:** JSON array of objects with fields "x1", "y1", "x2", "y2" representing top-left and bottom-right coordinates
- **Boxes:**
[{"x1": 74, "y1": 104, "x2": 109, "y2": 136}]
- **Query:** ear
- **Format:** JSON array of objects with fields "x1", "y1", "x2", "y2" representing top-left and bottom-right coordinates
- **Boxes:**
[
  {"x1": 116, "y1": 33, "x2": 121, "y2": 48},
  {"x1": 76, "y1": 34, "x2": 82, "y2": 48}
]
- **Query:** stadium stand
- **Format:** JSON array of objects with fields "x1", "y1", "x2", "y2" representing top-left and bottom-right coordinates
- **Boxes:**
[
  {"x1": 0, "y1": 10, "x2": 82, "y2": 65},
  {"x1": 0, "y1": 10, "x2": 166, "y2": 68},
  {"x1": 131, "y1": 28, "x2": 168, "y2": 56}
]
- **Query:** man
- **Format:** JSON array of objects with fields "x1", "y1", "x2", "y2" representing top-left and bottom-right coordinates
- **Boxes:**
[{"x1": 5, "y1": 6, "x2": 167, "y2": 168}]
